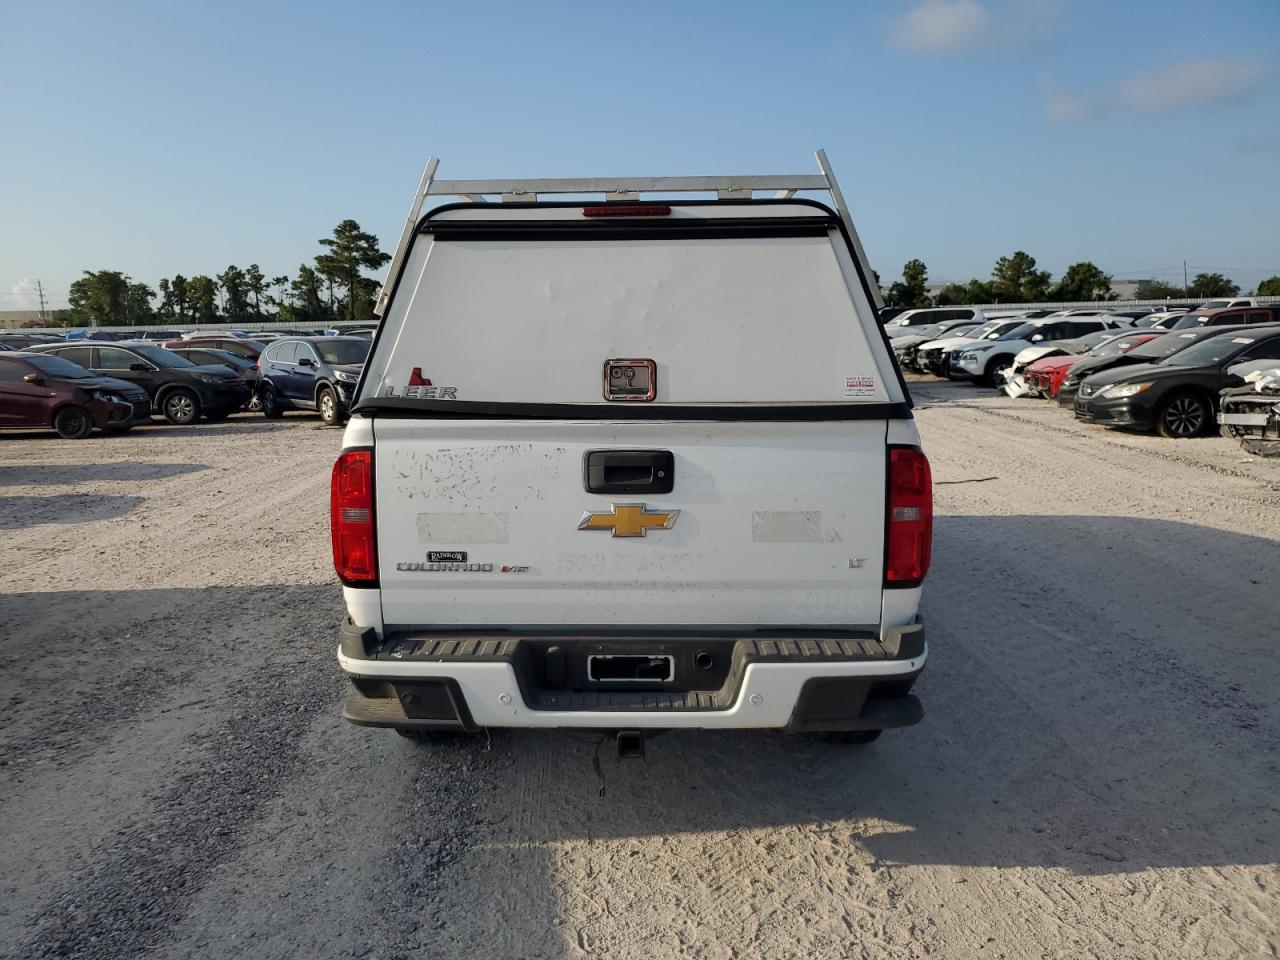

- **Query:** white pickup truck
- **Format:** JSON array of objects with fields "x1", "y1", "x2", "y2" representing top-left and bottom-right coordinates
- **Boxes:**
[{"x1": 332, "y1": 152, "x2": 932, "y2": 754}]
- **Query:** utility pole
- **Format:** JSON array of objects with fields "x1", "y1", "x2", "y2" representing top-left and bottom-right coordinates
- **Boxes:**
[
  {"x1": 1183, "y1": 260, "x2": 1188, "y2": 291},
  {"x1": 36, "y1": 280, "x2": 49, "y2": 324}
]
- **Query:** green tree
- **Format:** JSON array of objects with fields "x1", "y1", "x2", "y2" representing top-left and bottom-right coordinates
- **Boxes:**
[
  {"x1": 991, "y1": 251, "x2": 1051, "y2": 302},
  {"x1": 124, "y1": 282, "x2": 155, "y2": 325},
  {"x1": 156, "y1": 278, "x2": 175, "y2": 319},
  {"x1": 290, "y1": 264, "x2": 326, "y2": 323},
  {"x1": 267, "y1": 274, "x2": 291, "y2": 316},
  {"x1": 1258, "y1": 276, "x2": 1280, "y2": 297},
  {"x1": 886, "y1": 259, "x2": 932, "y2": 309},
  {"x1": 244, "y1": 264, "x2": 267, "y2": 319},
  {"x1": 1138, "y1": 280, "x2": 1186, "y2": 299},
  {"x1": 218, "y1": 265, "x2": 250, "y2": 323},
  {"x1": 1050, "y1": 262, "x2": 1115, "y2": 301},
  {"x1": 1187, "y1": 272, "x2": 1239, "y2": 298},
  {"x1": 932, "y1": 283, "x2": 969, "y2": 306},
  {"x1": 314, "y1": 219, "x2": 390, "y2": 323},
  {"x1": 68, "y1": 270, "x2": 130, "y2": 326},
  {"x1": 170, "y1": 274, "x2": 190, "y2": 320},
  {"x1": 186, "y1": 275, "x2": 219, "y2": 324}
]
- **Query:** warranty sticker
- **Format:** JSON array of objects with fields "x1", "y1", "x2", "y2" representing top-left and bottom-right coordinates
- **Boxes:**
[{"x1": 844, "y1": 375, "x2": 877, "y2": 399}]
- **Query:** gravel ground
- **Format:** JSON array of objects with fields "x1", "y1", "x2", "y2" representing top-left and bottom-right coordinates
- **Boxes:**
[{"x1": 1, "y1": 385, "x2": 1278, "y2": 960}]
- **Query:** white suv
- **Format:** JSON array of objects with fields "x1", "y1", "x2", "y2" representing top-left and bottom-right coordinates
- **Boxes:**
[
  {"x1": 331, "y1": 154, "x2": 932, "y2": 753},
  {"x1": 953, "y1": 314, "x2": 1125, "y2": 385}
]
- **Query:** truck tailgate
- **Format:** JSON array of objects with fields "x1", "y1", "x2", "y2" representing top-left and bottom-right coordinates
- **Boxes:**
[{"x1": 374, "y1": 418, "x2": 887, "y2": 628}]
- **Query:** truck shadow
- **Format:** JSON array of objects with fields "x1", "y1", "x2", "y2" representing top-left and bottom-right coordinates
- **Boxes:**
[
  {"x1": 0, "y1": 494, "x2": 146, "y2": 528},
  {"x1": 0, "y1": 462, "x2": 208, "y2": 486},
  {"x1": 447, "y1": 513, "x2": 1280, "y2": 879},
  {"x1": 3, "y1": 512, "x2": 1278, "y2": 957}
]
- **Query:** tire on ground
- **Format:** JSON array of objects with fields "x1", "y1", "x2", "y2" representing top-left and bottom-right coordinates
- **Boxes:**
[
  {"x1": 162, "y1": 388, "x2": 200, "y2": 425},
  {"x1": 53, "y1": 405, "x2": 94, "y2": 439},
  {"x1": 318, "y1": 386, "x2": 343, "y2": 427},
  {"x1": 1157, "y1": 390, "x2": 1211, "y2": 438},
  {"x1": 261, "y1": 385, "x2": 285, "y2": 419}
]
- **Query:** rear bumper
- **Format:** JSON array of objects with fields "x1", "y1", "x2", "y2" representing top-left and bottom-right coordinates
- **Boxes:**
[{"x1": 337, "y1": 620, "x2": 926, "y2": 732}]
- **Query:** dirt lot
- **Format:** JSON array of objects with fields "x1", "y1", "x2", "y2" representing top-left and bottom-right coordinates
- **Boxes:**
[{"x1": 2, "y1": 385, "x2": 1279, "y2": 960}]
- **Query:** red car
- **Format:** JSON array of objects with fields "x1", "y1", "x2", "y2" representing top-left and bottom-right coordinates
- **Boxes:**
[
  {"x1": 1024, "y1": 332, "x2": 1162, "y2": 399},
  {"x1": 0, "y1": 352, "x2": 151, "y2": 438}
]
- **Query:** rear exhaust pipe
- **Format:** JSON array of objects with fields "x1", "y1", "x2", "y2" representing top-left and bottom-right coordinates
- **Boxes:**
[{"x1": 616, "y1": 730, "x2": 644, "y2": 760}]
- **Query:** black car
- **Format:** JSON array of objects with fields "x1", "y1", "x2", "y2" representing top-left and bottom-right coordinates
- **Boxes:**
[
  {"x1": 1074, "y1": 324, "x2": 1280, "y2": 437},
  {"x1": 163, "y1": 337, "x2": 267, "y2": 362},
  {"x1": 27, "y1": 342, "x2": 249, "y2": 424},
  {"x1": 0, "y1": 333, "x2": 63, "y2": 349},
  {"x1": 1057, "y1": 326, "x2": 1250, "y2": 407},
  {"x1": 257, "y1": 336, "x2": 369, "y2": 426},
  {"x1": 168, "y1": 346, "x2": 264, "y2": 411}
]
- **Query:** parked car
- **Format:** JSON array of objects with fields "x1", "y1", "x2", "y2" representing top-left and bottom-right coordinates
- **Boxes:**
[
  {"x1": 1057, "y1": 327, "x2": 1248, "y2": 407},
  {"x1": 1107, "y1": 309, "x2": 1162, "y2": 324},
  {"x1": 0, "y1": 352, "x2": 151, "y2": 438},
  {"x1": 1197, "y1": 298, "x2": 1257, "y2": 310},
  {"x1": 1134, "y1": 311, "x2": 1187, "y2": 329},
  {"x1": 1074, "y1": 324, "x2": 1280, "y2": 437},
  {"x1": 1170, "y1": 305, "x2": 1280, "y2": 329},
  {"x1": 917, "y1": 319, "x2": 1026, "y2": 377},
  {"x1": 1000, "y1": 329, "x2": 1137, "y2": 397},
  {"x1": 26, "y1": 342, "x2": 249, "y2": 424},
  {"x1": 257, "y1": 336, "x2": 369, "y2": 425},
  {"x1": 162, "y1": 336, "x2": 266, "y2": 361},
  {"x1": 1, "y1": 333, "x2": 63, "y2": 348},
  {"x1": 1218, "y1": 364, "x2": 1280, "y2": 457},
  {"x1": 891, "y1": 319, "x2": 979, "y2": 369},
  {"x1": 1025, "y1": 332, "x2": 1162, "y2": 399},
  {"x1": 181, "y1": 329, "x2": 253, "y2": 339},
  {"x1": 137, "y1": 330, "x2": 184, "y2": 341},
  {"x1": 883, "y1": 306, "x2": 986, "y2": 334},
  {"x1": 167, "y1": 346, "x2": 263, "y2": 411},
  {"x1": 953, "y1": 316, "x2": 1125, "y2": 385}
]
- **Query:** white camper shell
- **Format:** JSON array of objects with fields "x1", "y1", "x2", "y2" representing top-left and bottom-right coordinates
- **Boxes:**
[{"x1": 333, "y1": 153, "x2": 932, "y2": 746}]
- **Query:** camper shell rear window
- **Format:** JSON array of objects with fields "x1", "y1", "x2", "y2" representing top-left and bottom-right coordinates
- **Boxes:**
[{"x1": 356, "y1": 200, "x2": 910, "y2": 420}]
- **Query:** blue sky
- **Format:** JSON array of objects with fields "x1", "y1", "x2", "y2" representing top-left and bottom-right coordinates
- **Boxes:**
[{"x1": 2, "y1": 0, "x2": 1277, "y2": 309}]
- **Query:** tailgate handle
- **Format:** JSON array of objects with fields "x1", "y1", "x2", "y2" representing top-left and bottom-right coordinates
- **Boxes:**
[{"x1": 583, "y1": 450, "x2": 674, "y2": 494}]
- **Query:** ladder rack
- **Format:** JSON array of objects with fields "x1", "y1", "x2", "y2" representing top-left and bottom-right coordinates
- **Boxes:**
[{"x1": 374, "y1": 149, "x2": 882, "y2": 316}]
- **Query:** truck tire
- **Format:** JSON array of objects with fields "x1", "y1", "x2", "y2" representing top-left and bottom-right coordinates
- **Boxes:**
[
  {"x1": 162, "y1": 388, "x2": 200, "y2": 425},
  {"x1": 53, "y1": 405, "x2": 94, "y2": 439}
]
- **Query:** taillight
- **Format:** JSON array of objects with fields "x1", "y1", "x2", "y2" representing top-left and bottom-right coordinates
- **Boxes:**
[
  {"x1": 331, "y1": 448, "x2": 377, "y2": 586},
  {"x1": 884, "y1": 446, "x2": 932, "y2": 588}
]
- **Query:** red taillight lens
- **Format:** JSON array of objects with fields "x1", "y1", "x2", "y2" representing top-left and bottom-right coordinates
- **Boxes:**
[
  {"x1": 885, "y1": 446, "x2": 932, "y2": 588},
  {"x1": 582, "y1": 204, "x2": 671, "y2": 218},
  {"x1": 331, "y1": 448, "x2": 377, "y2": 586}
]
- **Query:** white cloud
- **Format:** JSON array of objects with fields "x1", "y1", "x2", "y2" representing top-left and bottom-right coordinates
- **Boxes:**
[
  {"x1": 9, "y1": 278, "x2": 40, "y2": 309},
  {"x1": 1044, "y1": 89, "x2": 1092, "y2": 124},
  {"x1": 892, "y1": 0, "x2": 990, "y2": 52},
  {"x1": 1045, "y1": 59, "x2": 1268, "y2": 124},
  {"x1": 1119, "y1": 60, "x2": 1266, "y2": 113}
]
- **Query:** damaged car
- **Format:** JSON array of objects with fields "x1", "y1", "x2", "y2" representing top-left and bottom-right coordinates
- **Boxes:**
[{"x1": 1074, "y1": 324, "x2": 1280, "y2": 437}]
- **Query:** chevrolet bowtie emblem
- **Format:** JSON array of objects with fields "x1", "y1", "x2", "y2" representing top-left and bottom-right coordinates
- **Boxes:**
[{"x1": 578, "y1": 503, "x2": 680, "y2": 538}]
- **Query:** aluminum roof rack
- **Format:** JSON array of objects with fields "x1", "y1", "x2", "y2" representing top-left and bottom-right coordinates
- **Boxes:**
[{"x1": 375, "y1": 149, "x2": 882, "y2": 316}]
